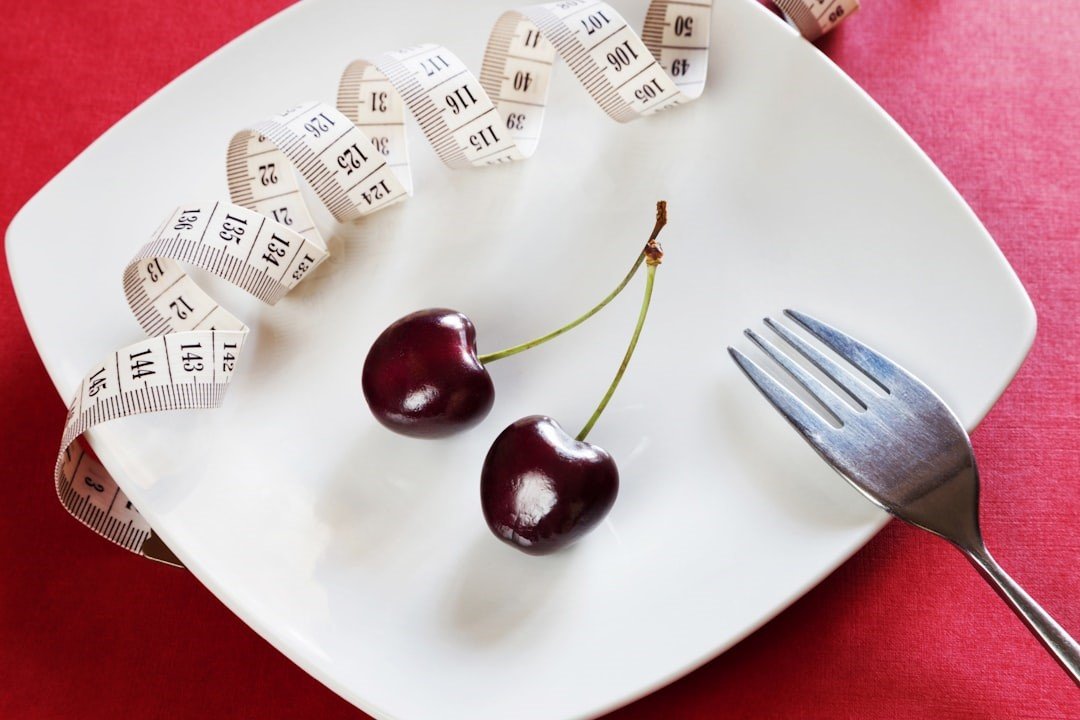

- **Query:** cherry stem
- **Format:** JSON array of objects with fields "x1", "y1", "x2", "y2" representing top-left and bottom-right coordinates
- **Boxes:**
[
  {"x1": 477, "y1": 201, "x2": 668, "y2": 366},
  {"x1": 576, "y1": 239, "x2": 662, "y2": 443}
]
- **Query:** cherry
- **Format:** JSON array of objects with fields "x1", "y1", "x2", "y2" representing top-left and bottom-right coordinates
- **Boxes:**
[
  {"x1": 481, "y1": 202, "x2": 667, "y2": 554},
  {"x1": 480, "y1": 416, "x2": 618, "y2": 555},
  {"x1": 362, "y1": 309, "x2": 494, "y2": 438},
  {"x1": 362, "y1": 202, "x2": 670, "y2": 439}
]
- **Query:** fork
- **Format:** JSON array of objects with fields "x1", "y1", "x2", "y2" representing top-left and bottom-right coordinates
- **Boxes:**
[{"x1": 728, "y1": 309, "x2": 1080, "y2": 684}]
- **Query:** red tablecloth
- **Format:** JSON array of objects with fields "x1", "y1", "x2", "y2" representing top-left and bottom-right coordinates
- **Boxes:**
[{"x1": 1, "y1": 1, "x2": 1077, "y2": 717}]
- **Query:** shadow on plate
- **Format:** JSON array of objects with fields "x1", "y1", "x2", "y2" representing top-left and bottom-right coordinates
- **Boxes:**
[
  {"x1": 442, "y1": 533, "x2": 572, "y2": 646},
  {"x1": 311, "y1": 425, "x2": 463, "y2": 568},
  {"x1": 715, "y1": 371, "x2": 881, "y2": 529}
]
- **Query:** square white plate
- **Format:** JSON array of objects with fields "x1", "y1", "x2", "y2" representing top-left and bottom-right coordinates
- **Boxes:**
[{"x1": 7, "y1": 0, "x2": 1035, "y2": 718}]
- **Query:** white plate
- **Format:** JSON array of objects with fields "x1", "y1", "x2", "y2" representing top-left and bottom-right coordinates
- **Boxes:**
[{"x1": 7, "y1": 0, "x2": 1035, "y2": 718}]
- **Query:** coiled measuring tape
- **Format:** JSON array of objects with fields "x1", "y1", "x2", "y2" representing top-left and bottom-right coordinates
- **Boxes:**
[{"x1": 51, "y1": 0, "x2": 854, "y2": 567}]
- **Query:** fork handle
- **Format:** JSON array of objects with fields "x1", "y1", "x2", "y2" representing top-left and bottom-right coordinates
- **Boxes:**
[{"x1": 961, "y1": 543, "x2": 1080, "y2": 685}]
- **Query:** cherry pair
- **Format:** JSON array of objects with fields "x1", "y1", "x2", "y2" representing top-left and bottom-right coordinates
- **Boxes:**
[{"x1": 362, "y1": 202, "x2": 668, "y2": 554}]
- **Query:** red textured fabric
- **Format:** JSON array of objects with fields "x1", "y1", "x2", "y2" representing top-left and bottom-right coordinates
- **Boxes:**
[{"x1": 1, "y1": 1, "x2": 1077, "y2": 717}]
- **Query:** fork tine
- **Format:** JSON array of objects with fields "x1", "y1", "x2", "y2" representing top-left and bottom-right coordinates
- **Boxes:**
[
  {"x1": 763, "y1": 318, "x2": 876, "y2": 409},
  {"x1": 728, "y1": 347, "x2": 835, "y2": 442},
  {"x1": 744, "y1": 328, "x2": 850, "y2": 425},
  {"x1": 784, "y1": 310, "x2": 899, "y2": 393}
]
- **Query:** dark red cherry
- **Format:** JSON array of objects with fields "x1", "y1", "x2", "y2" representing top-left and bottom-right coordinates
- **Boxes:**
[
  {"x1": 480, "y1": 415, "x2": 619, "y2": 555},
  {"x1": 362, "y1": 308, "x2": 495, "y2": 438}
]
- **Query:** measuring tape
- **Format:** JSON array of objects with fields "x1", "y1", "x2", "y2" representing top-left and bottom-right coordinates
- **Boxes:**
[
  {"x1": 50, "y1": 0, "x2": 853, "y2": 567},
  {"x1": 773, "y1": 0, "x2": 859, "y2": 40}
]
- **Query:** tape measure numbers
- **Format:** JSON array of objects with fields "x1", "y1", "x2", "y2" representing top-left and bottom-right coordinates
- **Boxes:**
[
  {"x1": 773, "y1": 0, "x2": 859, "y2": 41},
  {"x1": 56, "y1": 200, "x2": 325, "y2": 565}
]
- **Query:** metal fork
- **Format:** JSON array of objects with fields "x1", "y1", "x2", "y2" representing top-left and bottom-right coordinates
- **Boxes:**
[{"x1": 729, "y1": 310, "x2": 1080, "y2": 684}]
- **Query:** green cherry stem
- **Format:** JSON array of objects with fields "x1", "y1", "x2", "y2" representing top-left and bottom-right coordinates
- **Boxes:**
[
  {"x1": 476, "y1": 201, "x2": 668, "y2": 365},
  {"x1": 576, "y1": 237, "x2": 663, "y2": 443}
]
